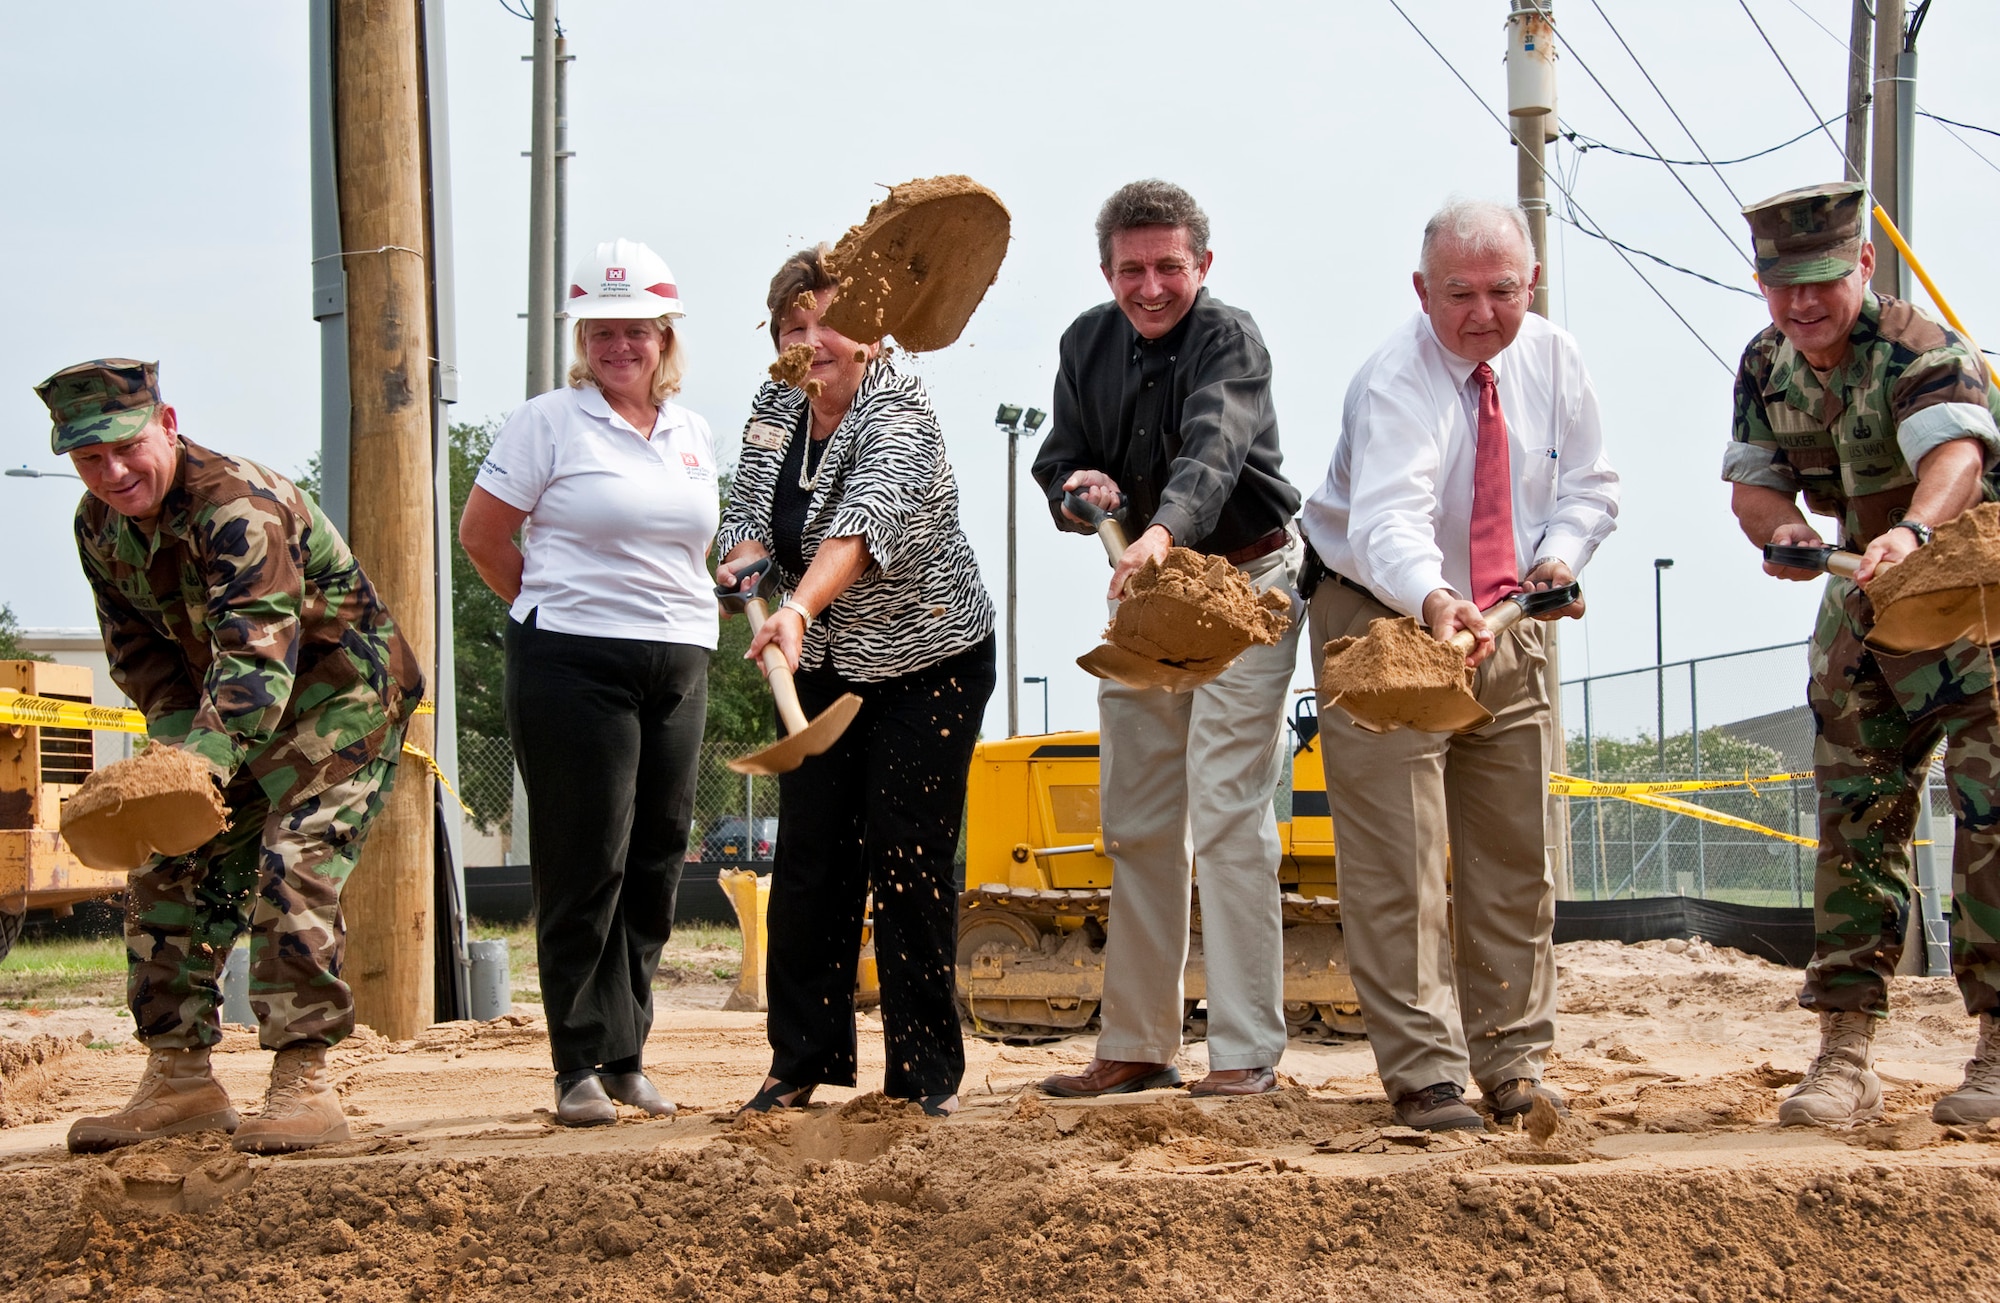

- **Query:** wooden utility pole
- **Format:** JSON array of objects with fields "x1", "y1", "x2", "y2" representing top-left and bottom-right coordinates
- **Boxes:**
[
  {"x1": 336, "y1": 0, "x2": 437, "y2": 1040},
  {"x1": 1843, "y1": 0, "x2": 1872, "y2": 184},
  {"x1": 1870, "y1": 0, "x2": 1904, "y2": 297}
]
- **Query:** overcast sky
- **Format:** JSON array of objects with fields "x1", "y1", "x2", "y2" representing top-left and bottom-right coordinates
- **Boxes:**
[{"x1": 5, "y1": 2, "x2": 1997, "y2": 742}]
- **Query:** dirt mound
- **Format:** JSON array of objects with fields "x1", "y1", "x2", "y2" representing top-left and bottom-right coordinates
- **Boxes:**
[
  {"x1": 0, "y1": 1034, "x2": 81, "y2": 1127},
  {"x1": 59, "y1": 746, "x2": 226, "y2": 872},
  {"x1": 821, "y1": 175, "x2": 1010, "y2": 352},
  {"x1": 1869, "y1": 501, "x2": 2000, "y2": 609},
  {"x1": 766, "y1": 342, "x2": 820, "y2": 398},
  {"x1": 1105, "y1": 547, "x2": 1290, "y2": 671}
]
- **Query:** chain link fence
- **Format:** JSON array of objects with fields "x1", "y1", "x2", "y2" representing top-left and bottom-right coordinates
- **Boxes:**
[{"x1": 1558, "y1": 640, "x2": 1952, "y2": 906}]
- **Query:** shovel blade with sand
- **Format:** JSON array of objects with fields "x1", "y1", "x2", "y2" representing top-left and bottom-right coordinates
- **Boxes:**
[
  {"x1": 1320, "y1": 583, "x2": 1582, "y2": 734},
  {"x1": 819, "y1": 175, "x2": 1011, "y2": 353},
  {"x1": 60, "y1": 745, "x2": 229, "y2": 872},
  {"x1": 717, "y1": 560, "x2": 861, "y2": 776},
  {"x1": 1764, "y1": 513, "x2": 2000, "y2": 654},
  {"x1": 1062, "y1": 492, "x2": 1291, "y2": 693}
]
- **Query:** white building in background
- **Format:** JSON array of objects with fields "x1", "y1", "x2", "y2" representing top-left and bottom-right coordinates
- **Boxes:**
[{"x1": 17, "y1": 628, "x2": 134, "y2": 768}]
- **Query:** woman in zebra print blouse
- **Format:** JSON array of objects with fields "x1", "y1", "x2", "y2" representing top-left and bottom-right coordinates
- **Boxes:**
[{"x1": 716, "y1": 245, "x2": 996, "y2": 1119}]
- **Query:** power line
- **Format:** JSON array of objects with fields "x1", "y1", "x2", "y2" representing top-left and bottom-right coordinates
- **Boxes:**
[
  {"x1": 1517, "y1": 0, "x2": 1751, "y2": 269},
  {"x1": 1554, "y1": 216, "x2": 1764, "y2": 300},
  {"x1": 496, "y1": 0, "x2": 533, "y2": 19},
  {"x1": 1918, "y1": 110, "x2": 2000, "y2": 142},
  {"x1": 1384, "y1": 0, "x2": 1735, "y2": 373},
  {"x1": 1562, "y1": 114, "x2": 1843, "y2": 168},
  {"x1": 1923, "y1": 115, "x2": 2000, "y2": 179},
  {"x1": 1582, "y1": 0, "x2": 1745, "y2": 208},
  {"x1": 1735, "y1": 1, "x2": 1851, "y2": 167}
]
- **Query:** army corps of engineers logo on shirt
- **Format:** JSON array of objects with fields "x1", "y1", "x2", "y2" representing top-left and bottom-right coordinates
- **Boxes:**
[{"x1": 680, "y1": 450, "x2": 712, "y2": 484}]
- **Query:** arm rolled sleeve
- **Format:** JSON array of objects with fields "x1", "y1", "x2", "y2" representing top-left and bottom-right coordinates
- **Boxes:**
[{"x1": 1896, "y1": 402, "x2": 2000, "y2": 472}]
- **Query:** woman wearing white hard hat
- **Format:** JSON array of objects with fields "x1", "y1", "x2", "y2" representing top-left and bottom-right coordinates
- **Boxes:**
[{"x1": 460, "y1": 238, "x2": 716, "y2": 1126}]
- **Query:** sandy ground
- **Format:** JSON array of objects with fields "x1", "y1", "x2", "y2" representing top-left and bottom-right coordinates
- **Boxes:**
[{"x1": 2, "y1": 938, "x2": 1998, "y2": 1302}]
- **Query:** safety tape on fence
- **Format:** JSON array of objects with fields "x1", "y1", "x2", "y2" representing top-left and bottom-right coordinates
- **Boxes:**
[{"x1": 1551, "y1": 771, "x2": 1820, "y2": 848}]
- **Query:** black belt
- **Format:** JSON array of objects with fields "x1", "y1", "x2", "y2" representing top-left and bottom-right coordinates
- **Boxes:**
[{"x1": 1331, "y1": 571, "x2": 1383, "y2": 605}]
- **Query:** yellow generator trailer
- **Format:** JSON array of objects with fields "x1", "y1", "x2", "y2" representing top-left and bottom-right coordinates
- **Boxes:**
[
  {"x1": 956, "y1": 693, "x2": 1361, "y2": 1040},
  {"x1": 0, "y1": 660, "x2": 129, "y2": 960}
]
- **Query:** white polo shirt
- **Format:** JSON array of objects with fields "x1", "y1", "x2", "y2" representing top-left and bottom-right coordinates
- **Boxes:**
[{"x1": 476, "y1": 384, "x2": 721, "y2": 647}]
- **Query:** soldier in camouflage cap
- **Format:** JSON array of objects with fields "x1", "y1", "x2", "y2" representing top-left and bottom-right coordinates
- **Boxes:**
[
  {"x1": 1722, "y1": 183, "x2": 2000, "y2": 1129},
  {"x1": 34, "y1": 358, "x2": 426, "y2": 1155}
]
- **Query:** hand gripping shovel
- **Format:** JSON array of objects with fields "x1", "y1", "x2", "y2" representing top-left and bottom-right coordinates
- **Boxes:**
[
  {"x1": 1322, "y1": 583, "x2": 1582, "y2": 734},
  {"x1": 716, "y1": 559, "x2": 862, "y2": 775},
  {"x1": 1064, "y1": 491, "x2": 1234, "y2": 693},
  {"x1": 1763, "y1": 542, "x2": 1989, "y2": 654}
]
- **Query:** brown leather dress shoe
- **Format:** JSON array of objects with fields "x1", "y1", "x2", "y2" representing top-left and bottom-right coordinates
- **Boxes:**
[
  {"x1": 1189, "y1": 1066, "x2": 1278, "y2": 1097},
  {"x1": 1039, "y1": 1058, "x2": 1182, "y2": 1098}
]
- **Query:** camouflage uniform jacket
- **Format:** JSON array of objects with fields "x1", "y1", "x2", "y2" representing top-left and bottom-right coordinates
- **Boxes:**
[
  {"x1": 74, "y1": 437, "x2": 424, "y2": 810},
  {"x1": 1724, "y1": 293, "x2": 2000, "y2": 692}
]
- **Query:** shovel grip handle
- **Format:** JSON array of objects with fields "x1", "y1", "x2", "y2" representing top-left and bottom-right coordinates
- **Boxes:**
[
  {"x1": 1064, "y1": 490, "x2": 1131, "y2": 565},
  {"x1": 1824, "y1": 551, "x2": 1862, "y2": 579},
  {"x1": 744, "y1": 597, "x2": 812, "y2": 737}
]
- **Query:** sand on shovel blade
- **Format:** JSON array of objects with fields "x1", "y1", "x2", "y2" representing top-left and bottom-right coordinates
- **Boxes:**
[
  {"x1": 820, "y1": 175, "x2": 1011, "y2": 353},
  {"x1": 1320, "y1": 616, "x2": 1482, "y2": 731},
  {"x1": 1104, "y1": 548, "x2": 1290, "y2": 673},
  {"x1": 60, "y1": 745, "x2": 228, "y2": 872}
]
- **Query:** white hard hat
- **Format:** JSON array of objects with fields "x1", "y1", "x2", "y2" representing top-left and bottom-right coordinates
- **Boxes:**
[{"x1": 567, "y1": 238, "x2": 684, "y2": 320}]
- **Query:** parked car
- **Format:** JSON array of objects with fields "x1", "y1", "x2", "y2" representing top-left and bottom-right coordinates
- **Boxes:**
[{"x1": 699, "y1": 816, "x2": 777, "y2": 863}]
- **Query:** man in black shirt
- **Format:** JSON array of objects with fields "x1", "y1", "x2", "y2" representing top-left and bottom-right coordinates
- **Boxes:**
[{"x1": 1033, "y1": 179, "x2": 1302, "y2": 1098}]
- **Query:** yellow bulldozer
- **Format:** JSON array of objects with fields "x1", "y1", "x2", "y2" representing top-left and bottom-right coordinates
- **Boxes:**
[
  {"x1": 0, "y1": 660, "x2": 130, "y2": 961},
  {"x1": 723, "y1": 693, "x2": 1361, "y2": 1042}
]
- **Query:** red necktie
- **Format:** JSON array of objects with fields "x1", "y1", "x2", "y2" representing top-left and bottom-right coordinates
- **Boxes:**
[{"x1": 1468, "y1": 362, "x2": 1520, "y2": 609}]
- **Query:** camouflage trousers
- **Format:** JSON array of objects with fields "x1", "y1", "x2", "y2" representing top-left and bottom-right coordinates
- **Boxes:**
[
  {"x1": 126, "y1": 749, "x2": 402, "y2": 1050},
  {"x1": 1807, "y1": 583, "x2": 2000, "y2": 1016}
]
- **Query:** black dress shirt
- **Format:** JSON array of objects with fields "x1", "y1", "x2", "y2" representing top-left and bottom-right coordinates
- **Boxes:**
[{"x1": 1032, "y1": 288, "x2": 1299, "y2": 556}]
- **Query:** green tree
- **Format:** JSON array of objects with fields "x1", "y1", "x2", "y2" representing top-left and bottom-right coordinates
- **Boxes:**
[{"x1": 0, "y1": 604, "x2": 52, "y2": 662}]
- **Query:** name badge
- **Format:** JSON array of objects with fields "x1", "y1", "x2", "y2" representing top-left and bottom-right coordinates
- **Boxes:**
[{"x1": 744, "y1": 421, "x2": 788, "y2": 451}]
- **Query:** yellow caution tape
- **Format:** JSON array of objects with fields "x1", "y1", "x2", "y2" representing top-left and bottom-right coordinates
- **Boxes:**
[
  {"x1": 0, "y1": 691, "x2": 146, "y2": 734},
  {"x1": 1607, "y1": 790, "x2": 1819, "y2": 848},
  {"x1": 398, "y1": 739, "x2": 472, "y2": 817},
  {"x1": 1549, "y1": 771, "x2": 1809, "y2": 798}
]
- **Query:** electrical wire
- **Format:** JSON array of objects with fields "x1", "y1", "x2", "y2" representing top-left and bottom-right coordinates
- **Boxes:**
[
  {"x1": 1562, "y1": 115, "x2": 1843, "y2": 168},
  {"x1": 1554, "y1": 216, "x2": 1764, "y2": 300},
  {"x1": 1385, "y1": 0, "x2": 1735, "y2": 372},
  {"x1": 1581, "y1": 0, "x2": 1745, "y2": 208},
  {"x1": 1518, "y1": 0, "x2": 1751, "y2": 269},
  {"x1": 1920, "y1": 110, "x2": 2000, "y2": 142},
  {"x1": 1735, "y1": 1, "x2": 1852, "y2": 166},
  {"x1": 496, "y1": 0, "x2": 533, "y2": 19}
]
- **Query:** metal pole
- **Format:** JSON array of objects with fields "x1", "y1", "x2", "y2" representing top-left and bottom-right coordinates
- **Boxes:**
[
  {"x1": 1843, "y1": 0, "x2": 1872, "y2": 184},
  {"x1": 1870, "y1": 0, "x2": 1904, "y2": 298},
  {"x1": 524, "y1": 0, "x2": 557, "y2": 398},
  {"x1": 1894, "y1": 45, "x2": 1916, "y2": 302},
  {"x1": 1691, "y1": 659, "x2": 1705, "y2": 897},
  {"x1": 553, "y1": 31, "x2": 570, "y2": 342},
  {"x1": 1914, "y1": 752, "x2": 1950, "y2": 974},
  {"x1": 1654, "y1": 561, "x2": 1669, "y2": 771},
  {"x1": 309, "y1": 0, "x2": 351, "y2": 536},
  {"x1": 1006, "y1": 429, "x2": 1019, "y2": 737}
]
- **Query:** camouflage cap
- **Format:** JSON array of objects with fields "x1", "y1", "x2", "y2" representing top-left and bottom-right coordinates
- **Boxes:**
[
  {"x1": 1742, "y1": 181, "x2": 1867, "y2": 286},
  {"x1": 35, "y1": 359, "x2": 162, "y2": 454}
]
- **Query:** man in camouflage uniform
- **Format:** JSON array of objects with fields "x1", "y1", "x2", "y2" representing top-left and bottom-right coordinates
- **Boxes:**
[
  {"x1": 1724, "y1": 183, "x2": 2000, "y2": 1127},
  {"x1": 36, "y1": 359, "x2": 424, "y2": 1154}
]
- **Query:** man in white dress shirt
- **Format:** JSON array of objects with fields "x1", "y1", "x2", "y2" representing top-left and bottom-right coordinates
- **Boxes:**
[{"x1": 1301, "y1": 199, "x2": 1620, "y2": 1131}]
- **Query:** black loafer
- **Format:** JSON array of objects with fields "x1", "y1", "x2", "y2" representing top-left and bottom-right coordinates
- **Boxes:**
[
  {"x1": 554, "y1": 1074, "x2": 618, "y2": 1127},
  {"x1": 599, "y1": 1071, "x2": 676, "y2": 1118}
]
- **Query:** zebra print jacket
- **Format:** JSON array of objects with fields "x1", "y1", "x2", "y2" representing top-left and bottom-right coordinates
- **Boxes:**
[{"x1": 717, "y1": 358, "x2": 994, "y2": 683}]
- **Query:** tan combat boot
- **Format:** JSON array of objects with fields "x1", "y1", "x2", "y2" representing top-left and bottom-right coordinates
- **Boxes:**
[
  {"x1": 232, "y1": 1045, "x2": 350, "y2": 1153},
  {"x1": 1779, "y1": 1009, "x2": 1884, "y2": 1127},
  {"x1": 1933, "y1": 1012, "x2": 2000, "y2": 1126},
  {"x1": 67, "y1": 1045, "x2": 240, "y2": 1153}
]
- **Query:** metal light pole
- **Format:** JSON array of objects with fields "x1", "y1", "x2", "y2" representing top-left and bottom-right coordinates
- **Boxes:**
[
  {"x1": 5, "y1": 467, "x2": 81, "y2": 481},
  {"x1": 1653, "y1": 558, "x2": 1674, "y2": 771},
  {"x1": 994, "y1": 403, "x2": 1047, "y2": 736},
  {"x1": 1023, "y1": 675, "x2": 1050, "y2": 735}
]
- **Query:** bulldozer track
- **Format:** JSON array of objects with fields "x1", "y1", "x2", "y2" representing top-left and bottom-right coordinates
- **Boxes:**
[{"x1": 961, "y1": 883, "x2": 1345, "y2": 927}]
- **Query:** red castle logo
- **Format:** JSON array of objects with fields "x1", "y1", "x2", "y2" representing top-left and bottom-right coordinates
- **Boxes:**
[
  {"x1": 681, "y1": 452, "x2": 701, "y2": 469},
  {"x1": 605, "y1": 267, "x2": 627, "y2": 282}
]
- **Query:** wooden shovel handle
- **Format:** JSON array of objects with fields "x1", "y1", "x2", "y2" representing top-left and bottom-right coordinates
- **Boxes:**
[
  {"x1": 1064, "y1": 490, "x2": 1130, "y2": 564},
  {"x1": 1446, "y1": 595, "x2": 1532, "y2": 656},
  {"x1": 744, "y1": 597, "x2": 812, "y2": 737},
  {"x1": 1824, "y1": 551, "x2": 1862, "y2": 579}
]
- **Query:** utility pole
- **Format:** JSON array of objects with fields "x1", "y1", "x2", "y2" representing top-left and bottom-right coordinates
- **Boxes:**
[
  {"x1": 524, "y1": 0, "x2": 558, "y2": 397},
  {"x1": 334, "y1": 0, "x2": 438, "y2": 1040},
  {"x1": 553, "y1": 28, "x2": 571, "y2": 333},
  {"x1": 1505, "y1": 0, "x2": 1567, "y2": 894},
  {"x1": 1843, "y1": 0, "x2": 1872, "y2": 184},
  {"x1": 1870, "y1": 0, "x2": 1905, "y2": 298}
]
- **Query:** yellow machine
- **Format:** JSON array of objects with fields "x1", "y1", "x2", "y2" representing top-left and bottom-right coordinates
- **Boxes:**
[
  {"x1": 0, "y1": 660, "x2": 129, "y2": 960},
  {"x1": 955, "y1": 693, "x2": 1361, "y2": 1040}
]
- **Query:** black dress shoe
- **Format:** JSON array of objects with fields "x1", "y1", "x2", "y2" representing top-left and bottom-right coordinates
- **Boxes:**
[
  {"x1": 738, "y1": 1079, "x2": 816, "y2": 1114},
  {"x1": 554, "y1": 1074, "x2": 618, "y2": 1127},
  {"x1": 599, "y1": 1071, "x2": 676, "y2": 1117}
]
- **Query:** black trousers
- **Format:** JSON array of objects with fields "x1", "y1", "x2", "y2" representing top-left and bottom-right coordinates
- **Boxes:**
[
  {"x1": 504, "y1": 612, "x2": 708, "y2": 1073},
  {"x1": 766, "y1": 635, "x2": 995, "y2": 1098}
]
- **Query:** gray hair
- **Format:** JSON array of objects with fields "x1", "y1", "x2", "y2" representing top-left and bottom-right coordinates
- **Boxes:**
[
  {"x1": 1095, "y1": 179, "x2": 1210, "y2": 268},
  {"x1": 1418, "y1": 198, "x2": 1535, "y2": 282}
]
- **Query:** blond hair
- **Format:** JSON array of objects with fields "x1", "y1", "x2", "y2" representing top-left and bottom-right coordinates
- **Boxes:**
[{"x1": 567, "y1": 316, "x2": 687, "y2": 403}]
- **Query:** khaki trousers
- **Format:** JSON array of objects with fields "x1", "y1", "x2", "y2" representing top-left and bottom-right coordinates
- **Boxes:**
[
  {"x1": 1094, "y1": 539, "x2": 1302, "y2": 1071},
  {"x1": 1309, "y1": 582, "x2": 1559, "y2": 1100}
]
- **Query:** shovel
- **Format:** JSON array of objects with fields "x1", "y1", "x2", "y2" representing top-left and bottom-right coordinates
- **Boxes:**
[
  {"x1": 1762, "y1": 542, "x2": 1990, "y2": 654},
  {"x1": 1063, "y1": 491, "x2": 1236, "y2": 693},
  {"x1": 1325, "y1": 583, "x2": 1582, "y2": 734},
  {"x1": 715, "y1": 558, "x2": 862, "y2": 775}
]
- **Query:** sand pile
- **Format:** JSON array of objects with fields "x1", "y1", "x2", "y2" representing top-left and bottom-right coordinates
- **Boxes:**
[
  {"x1": 767, "y1": 343, "x2": 819, "y2": 398},
  {"x1": 59, "y1": 745, "x2": 226, "y2": 872},
  {"x1": 0, "y1": 1034, "x2": 80, "y2": 1127},
  {"x1": 1104, "y1": 547, "x2": 1290, "y2": 672},
  {"x1": 1319, "y1": 615, "x2": 1486, "y2": 732},
  {"x1": 1868, "y1": 501, "x2": 2000, "y2": 610},
  {"x1": 821, "y1": 175, "x2": 1010, "y2": 352}
]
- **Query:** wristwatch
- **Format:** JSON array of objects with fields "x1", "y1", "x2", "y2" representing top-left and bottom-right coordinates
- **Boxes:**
[
  {"x1": 1892, "y1": 519, "x2": 1934, "y2": 547},
  {"x1": 779, "y1": 596, "x2": 814, "y2": 630}
]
